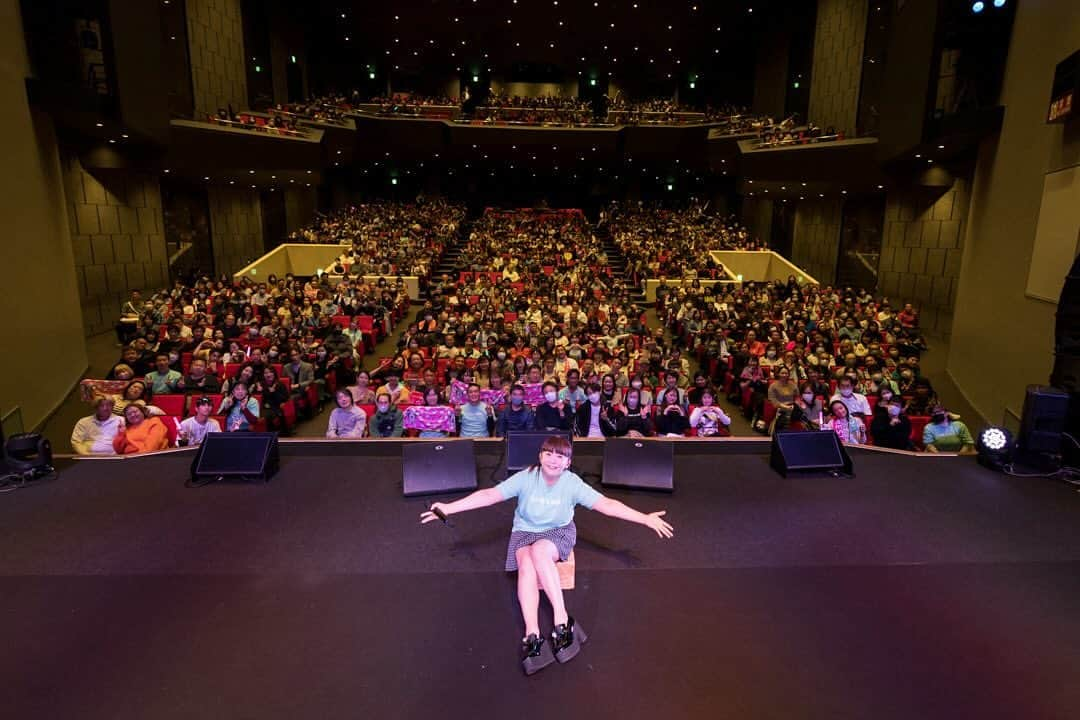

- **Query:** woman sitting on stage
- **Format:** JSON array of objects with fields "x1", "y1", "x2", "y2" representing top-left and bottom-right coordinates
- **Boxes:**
[{"x1": 420, "y1": 435, "x2": 674, "y2": 675}]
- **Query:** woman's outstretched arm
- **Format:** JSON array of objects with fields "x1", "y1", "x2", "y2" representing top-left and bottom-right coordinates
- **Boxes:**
[
  {"x1": 420, "y1": 487, "x2": 505, "y2": 523},
  {"x1": 591, "y1": 497, "x2": 674, "y2": 538}
]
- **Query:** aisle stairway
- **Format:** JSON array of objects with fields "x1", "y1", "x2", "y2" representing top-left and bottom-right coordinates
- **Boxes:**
[
  {"x1": 431, "y1": 219, "x2": 471, "y2": 290},
  {"x1": 596, "y1": 222, "x2": 648, "y2": 307}
]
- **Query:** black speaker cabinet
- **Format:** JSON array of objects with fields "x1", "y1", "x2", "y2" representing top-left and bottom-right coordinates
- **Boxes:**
[
  {"x1": 402, "y1": 440, "x2": 478, "y2": 497},
  {"x1": 505, "y1": 430, "x2": 573, "y2": 475},
  {"x1": 770, "y1": 430, "x2": 853, "y2": 477},
  {"x1": 601, "y1": 438, "x2": 675, "y2": 492},
  {"x1": 190, "y1": 432, "x2": 279, "y2": 483},
  {"x1": 1018, "y1": 385, "x2": 1069, "y2": 455}
]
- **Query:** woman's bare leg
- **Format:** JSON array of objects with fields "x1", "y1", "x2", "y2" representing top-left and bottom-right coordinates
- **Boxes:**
[
  {"x1": 530, "y1": 540, "x2": 568, "y2": 627},
  {"x1": 516, "y1": 546, "x2": 541, "y2": 638}
]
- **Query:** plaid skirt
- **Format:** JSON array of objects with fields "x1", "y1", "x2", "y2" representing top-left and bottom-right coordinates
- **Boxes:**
[{"x1": 505, "y1": 522, "x2": 577, "y2": 572}]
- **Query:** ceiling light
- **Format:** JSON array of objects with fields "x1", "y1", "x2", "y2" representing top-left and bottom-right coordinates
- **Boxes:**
[{"x1": 95, "y1": 122, "x2": 103, "y2": 127}]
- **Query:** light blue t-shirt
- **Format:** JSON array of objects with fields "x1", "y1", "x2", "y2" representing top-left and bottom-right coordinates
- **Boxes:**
[
  {"x1": 496, "y1": 468, "x2": 603, "y2": 533},
  {"x1": 458, "y1": 402, "x2": 491, "y2": 438}
]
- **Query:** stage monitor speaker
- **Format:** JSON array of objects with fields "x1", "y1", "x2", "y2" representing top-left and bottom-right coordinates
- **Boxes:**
[
  {"x1": 601, "y1": 438, "x2": 674, "y2": 492},
  {"x1": 770, "y1": 430, "x2": 853, "y2": 477},
  {"x1": 402, "y1": 440, "x2": 478, "y2": 497},
  {"x1": 506, "y1": 430, "x2": 573, "y2": 475},
  {"x1": 1018, "y1": 385, "x2": 1069, "y2": 455},
  {"x1": 190, "y1": 432, "x2": 279, "y2": 483}
]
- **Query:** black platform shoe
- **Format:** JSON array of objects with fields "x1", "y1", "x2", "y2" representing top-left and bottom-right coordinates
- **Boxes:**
[
  {"x1": 521, "y1": 633, "x2": 556, "y2": 676},
  {"x1": 552, "y1": 617, "x2": 588, "y2": 664}
]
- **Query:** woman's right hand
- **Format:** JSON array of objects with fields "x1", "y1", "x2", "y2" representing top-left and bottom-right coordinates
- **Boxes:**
[{"x1": 420, "y1": 502, "x2": 449, "y2": 524}]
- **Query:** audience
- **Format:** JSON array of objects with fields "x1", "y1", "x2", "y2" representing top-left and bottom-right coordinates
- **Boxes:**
[{"x1": 81, "y1": 198, "x2": 952, "y2": 457}]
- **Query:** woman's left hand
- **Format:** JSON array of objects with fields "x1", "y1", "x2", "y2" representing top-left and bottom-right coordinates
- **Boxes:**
[{"x1": 644, "y1": 511, "x2": 674, "y2": 539}]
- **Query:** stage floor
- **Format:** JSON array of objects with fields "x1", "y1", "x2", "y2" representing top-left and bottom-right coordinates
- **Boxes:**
[{"x1": 3, "y1": 446, "x2": 1080, "y2": 719}]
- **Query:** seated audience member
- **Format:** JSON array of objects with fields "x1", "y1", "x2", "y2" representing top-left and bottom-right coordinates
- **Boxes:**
[
  {"x1": 180, "y1": 357, "x2": 221, "y2": 394},
  {"x1": 686, "y1": 372, "x2": 711, "y2": 406},
  {"x1": 655, "y1": 387, "x2": 690, "y2": 436},
  {"x1": 689, "y1": 388, "x2": 731, "y2": 437},
  {"x1": 326, "y1": 389, "x2": 367, "y2": 438},
  {"x1": 660, "y1": 371, "x2": 688, "y2": 411},
  {"x1": 382, "y1": 370, "x2": 410, "y2": 406},
  {"x1": 457, "y1": 383, "x2": 494, "y2": 438},
  {"x1": 904, "y1": 378, "x2": 938, "y2": 417},
  {"x1": 112, "y1": 402, "x2": 169, "y2": 454},
  {"x1": 534, "y1": 381, "x2": 572, "y2": 431},
  {"x1": 922, "y1": 404, "x2": 976, "y2": 454},
  {"x1": 766, "y1": 367, "x2": 799, "y2": 432},
  {"x1": 618, "y1": 386, "x2": 654, "y2": 437},
  {"x1": 178, "y1": 396, "x2": 222, "y2": 446},
  {"x1": 221, "y1": 364, "x2": 257, "y2": 397},
  {"x1": 557, "y1": 369, "x2": 586, "y2": 411},
  {"x1": 871, "y1": 396, "x2": 912, "y2": 450},
  {"x1": 574, "y1": 382, "x2": 621, "y2": 438},
  {"x1": 790, "y1": 382, "x2": 825, "y2": 430},
  {"x1": 259, "y1": 366, "x2": 290, "y2": 433},
  {"x1": 71, "y1": 395, "x2": 124, "y2": 455},
  {"x1": 627, "y1": 374, "x2": 654, "y2": 412},
  {"x1": 826, "y1": 399, "x2": 867, "y2": 445},
  {"x1": 116, "y1": 379, "x2": 163, "y2": 417},
  {"x1": 347, "y1": 369, "x2": 377, "y2": 405},
  {"x1": 217, "y1": 381, "x2": 260, "y2": 431},
  {"x1": 829, "y1": 376, "x2": 872, "y2": 419},
  {"x1": 599, "y1": 373, "x2": 622, "y2": 406},
  {"x1": 146, "y1": 354, "x2": 182, "y2": 395},
  {"x1": 369, "y1": 391, "x2": 404, "y2": 438},
  {"x1": 417, "y1": 386, "x2": 449, "y2": 439},
  {"x1": 496, "y1": 384, "x2": 535, "y2": 436},
  {"x1": 284, "y1": 347, "x2": 315, "y2": 400}
]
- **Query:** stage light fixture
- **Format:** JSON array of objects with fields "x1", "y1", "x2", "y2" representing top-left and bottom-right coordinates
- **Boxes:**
[
  {"x1": 976, "y1": 426, "x2": 1014, "y2": 470},
  {"x1": 993, "y1": 0, "x2": 1005, "y2": 6},
  {"x1": 972, "y1": 0, "x2": 984, "y2": 12}
]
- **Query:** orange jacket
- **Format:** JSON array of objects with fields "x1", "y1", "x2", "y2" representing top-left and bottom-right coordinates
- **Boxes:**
[{"x1": 113, "y1": 417, "x2": 169, "y2": 454}]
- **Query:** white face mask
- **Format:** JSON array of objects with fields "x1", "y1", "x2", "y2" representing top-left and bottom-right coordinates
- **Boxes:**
[
  {"x1": 840, "y1": 388, "x2": 853, "y2": 397},
  {"x1": 802, "y1": 392, "x2": 814, "y2": 402},
  {"x1": 544, "y1": 391, "x2": 558, "y2": 403},
  {"x1": 587, "y1": 393, "x2": 601, "y2": 404}
]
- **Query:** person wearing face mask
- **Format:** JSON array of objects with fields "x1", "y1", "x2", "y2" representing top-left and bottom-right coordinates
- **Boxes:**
[
  {"x1": 626, "y1": 374, "x2": 654, "y2": 411},
  {"x1": 368, "y1": 391, "x2": 404, "y2": 438},
  {"x1": 922, "y1": 404, "x2": 975, "y2": 454},
  {"x1": 573, "y1": 383, "x2": 620, "y2": 438},
  {"x1": 496, "y1": 385, "x2": 536, "y2": 437},
  {"x1": 870, "y1": 397, "x2": 912, "y2": 449},
  {"x1": 535, "y1": 381, "x2": 572, "y2": 432},
  {"x1": 789, "y1": 382, "x2": 825, "y2": 430}
]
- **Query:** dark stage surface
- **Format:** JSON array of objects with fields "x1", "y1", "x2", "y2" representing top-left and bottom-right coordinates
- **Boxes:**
[{"x1": 3, "y1": 445, "x2": 1080, "y2": 719}]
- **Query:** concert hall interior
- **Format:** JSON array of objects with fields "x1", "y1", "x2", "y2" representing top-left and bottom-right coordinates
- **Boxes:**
[{"x1": 1, "y1": 0, "x2": 1079, "y2": 717}]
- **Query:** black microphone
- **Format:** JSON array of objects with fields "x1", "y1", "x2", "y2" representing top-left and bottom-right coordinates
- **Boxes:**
[{"x1": 430, "y1": 505, "x2": 453, "y2": 527}]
